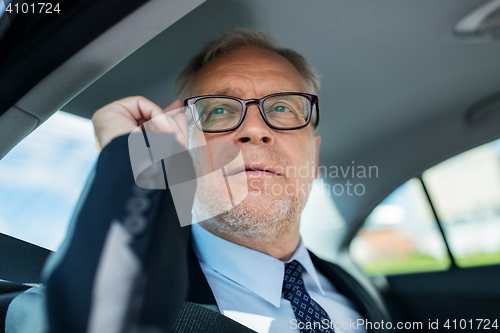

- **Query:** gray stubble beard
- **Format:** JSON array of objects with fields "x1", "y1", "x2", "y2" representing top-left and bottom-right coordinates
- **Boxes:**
[{"x1": 194, "y1": 180, "x2": 310, "y2": 244}]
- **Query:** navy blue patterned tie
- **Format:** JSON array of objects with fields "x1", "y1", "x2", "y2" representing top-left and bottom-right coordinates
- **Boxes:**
[{"x1": 282, "y1": 260, "x2": 335, "y2": 333}]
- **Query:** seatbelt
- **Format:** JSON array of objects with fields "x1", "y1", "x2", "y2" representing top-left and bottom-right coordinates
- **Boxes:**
[
  {"x1": 0, "y1": 232, "x2": 51, "y2": 284},
  {"x1": 173, "y1": 302, "x2": 257, "y2": 333}
]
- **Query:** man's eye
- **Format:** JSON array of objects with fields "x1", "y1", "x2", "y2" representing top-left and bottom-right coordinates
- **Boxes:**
[
  {"x1": 210, "y1": 107, "x2": 229, "y2": 115},
  {"x1": 268, "y1": 105, "x2": 292, "y2": 113}
]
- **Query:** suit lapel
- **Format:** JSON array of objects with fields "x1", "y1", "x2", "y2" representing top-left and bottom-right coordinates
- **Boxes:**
[
  {"x1": 186, "y1": 234, "x2": 218, "y2": 308},
  {"x1": 309, "y1": 251, "x2": 392, "y2": 333},
  {"x1": 174, "y1": 234, "x2": 258, "y2": 332}
]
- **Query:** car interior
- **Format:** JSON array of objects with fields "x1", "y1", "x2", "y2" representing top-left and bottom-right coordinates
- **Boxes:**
[{"x1": 1, "y1": 0, "x2": 500, "y2": 332}]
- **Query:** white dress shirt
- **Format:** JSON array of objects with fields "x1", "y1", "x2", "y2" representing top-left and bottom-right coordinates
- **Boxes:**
[{"x1": 191, "y1": 222, "x2": 367, "y2": 333}]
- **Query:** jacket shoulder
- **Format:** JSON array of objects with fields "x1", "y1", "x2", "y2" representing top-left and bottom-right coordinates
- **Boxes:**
[{"x1": 309, "y1": 251, "x2": 394, "y2": 333}]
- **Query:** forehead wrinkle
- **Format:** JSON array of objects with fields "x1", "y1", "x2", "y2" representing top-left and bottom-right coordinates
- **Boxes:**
[
  {"x1": 195, "y1": 71, "x2": 306, "y2": 98},
  {"x1": 192, "y1": 47, "x2": 307, "y2": 98},
  {"x1": 199, "y1": 63, "x2": 302, "y2": 85}
]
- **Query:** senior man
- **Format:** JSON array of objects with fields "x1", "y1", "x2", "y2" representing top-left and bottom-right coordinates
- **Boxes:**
[{"x1": 6, "y1": 28, "x2": 391, "y2": 333}]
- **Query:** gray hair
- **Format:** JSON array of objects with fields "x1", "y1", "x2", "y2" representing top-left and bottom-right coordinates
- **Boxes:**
[{"x1": 174, "y1": 28, "x2": 321, "y2": 100}]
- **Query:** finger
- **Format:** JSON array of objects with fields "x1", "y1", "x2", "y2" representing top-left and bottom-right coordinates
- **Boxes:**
[
  {"x1": 143, "y1": 114, "x2": 187, "y2": 149},
  {"x1": 144, "y1": 113, "x2": 178, "y2": 135},
  {"x1": 172, "y1": 112, "x2": 188, "y2": 143},
  {"x1": 144, "y1": 112, "x2": 183, "y2": 137},
  {"x1": 163, "y1": 99, "x2": 185, "y2": 116},
  {"x1": 143, "y1": 99, "x2": 183, "y2": 134},
  {"x1": 162, "y1": 115, "x2": 186, "y2": 148},
  {"x1": 165, "y1": 99, "x2": 188, "y2": 147},
  {"x1": 115, "y1": 96, "x2": 165, "y2": 122}
]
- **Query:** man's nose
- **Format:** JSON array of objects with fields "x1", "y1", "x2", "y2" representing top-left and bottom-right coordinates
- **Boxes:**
[{"x1": 234, "y1": 104, "x2": 275, "y2": 145}]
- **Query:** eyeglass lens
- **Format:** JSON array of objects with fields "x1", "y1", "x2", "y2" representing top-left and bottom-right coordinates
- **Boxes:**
[{"x1": 192, "y1": 95, "x2": 311, "y2": 131}]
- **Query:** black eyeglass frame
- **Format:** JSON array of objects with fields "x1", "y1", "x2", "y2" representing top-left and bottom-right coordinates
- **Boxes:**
[{"x1": 184, "y1": 92, "x2": 320, "y2": 133}]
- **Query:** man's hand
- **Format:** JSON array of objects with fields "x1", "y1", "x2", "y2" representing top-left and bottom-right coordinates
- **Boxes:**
[{"x1": 92, "y1": 96, "x2": 188, "y2": 153}]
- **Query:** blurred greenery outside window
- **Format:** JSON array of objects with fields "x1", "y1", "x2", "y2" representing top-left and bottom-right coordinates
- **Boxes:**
[{"x1": 350, "y1": 138, "x2": 500, "y2": 275}]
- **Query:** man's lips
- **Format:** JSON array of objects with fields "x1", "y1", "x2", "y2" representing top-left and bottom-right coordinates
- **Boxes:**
[{"x1": 228, "y1": 163, "x2": 283, "y2": 178}]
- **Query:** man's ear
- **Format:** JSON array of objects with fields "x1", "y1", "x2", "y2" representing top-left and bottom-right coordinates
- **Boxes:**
[{"x1": 314, "y1": 134, "x2": 321, "y2": 179}]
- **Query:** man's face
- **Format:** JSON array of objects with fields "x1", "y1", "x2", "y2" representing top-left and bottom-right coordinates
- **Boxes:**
[{"x1": 188, "y1": 46, "x2": 321, "y2": 240}]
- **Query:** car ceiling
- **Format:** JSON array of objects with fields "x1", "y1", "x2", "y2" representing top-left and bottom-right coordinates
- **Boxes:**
[{"x1": 3, "y1": 0, "x2": 500, "y2": 241}]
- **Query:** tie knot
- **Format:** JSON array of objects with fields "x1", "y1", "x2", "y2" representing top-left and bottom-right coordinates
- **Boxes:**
[
  {"x1": 282, "y1": 260, "x2": 305, "y2": 299},
  {"x1": 284, "y1": 260, "x2": 304, "y2": 277}
]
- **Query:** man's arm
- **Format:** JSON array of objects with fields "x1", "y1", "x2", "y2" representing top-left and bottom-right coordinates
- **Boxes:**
[
  {"x1": 7, "y1": 97, "x2": 193, "y2": 333},
  {"x1": 45, "y1": 132, "x2": 192, "y2": 333}
]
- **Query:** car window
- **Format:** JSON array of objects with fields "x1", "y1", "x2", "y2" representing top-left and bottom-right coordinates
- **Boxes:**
[
  {"x1": 0, "y1": 2, "x2": 6, "y2": 18},
  {"x1": 423, "y1": 139, "x2": 500, "y2": 268},
  {"x1": 301, "y1": 178, "x2": 346, "y2": 261},
  {"x1": 350, "y1": 138, "x2": 500, "y2": 275},
  {"x1": 350, "y1": 178, "x2": 451, "y2": 276},
  {"x1": 0, "y1": 111, "x2": 97, "y2": 251}
]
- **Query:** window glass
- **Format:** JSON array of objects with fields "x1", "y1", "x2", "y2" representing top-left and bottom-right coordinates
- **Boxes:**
[
  {"x1": 301, "y1": 178, "x2": 346, "y2": 262},
  {"x1": 0, "y1": 111, "x2": 97, "y2": 251},
  {"x1": 422, "y1": 138, "x2": 500, "y2": 267},
  {"x1": 350, "y1": 178, "x2": 451, "y2": 275},
  {"x1": 0, "y1": 1, "x2": 6, "y2": 19}
]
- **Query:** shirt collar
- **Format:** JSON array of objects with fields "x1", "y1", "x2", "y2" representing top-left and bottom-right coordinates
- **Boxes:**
[{"x1": 191, "y1": 220, "x2": 325, "y2": 308}]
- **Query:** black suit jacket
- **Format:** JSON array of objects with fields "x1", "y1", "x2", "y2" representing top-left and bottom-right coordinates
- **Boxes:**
[{"x1": 42, "y1": 134, "x2": 392, "y2": 333}]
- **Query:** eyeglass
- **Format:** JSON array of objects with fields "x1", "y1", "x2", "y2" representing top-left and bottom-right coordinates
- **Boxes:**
[{"x1": 184, "y1": 92, "x2": 319, "y2": 133}]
